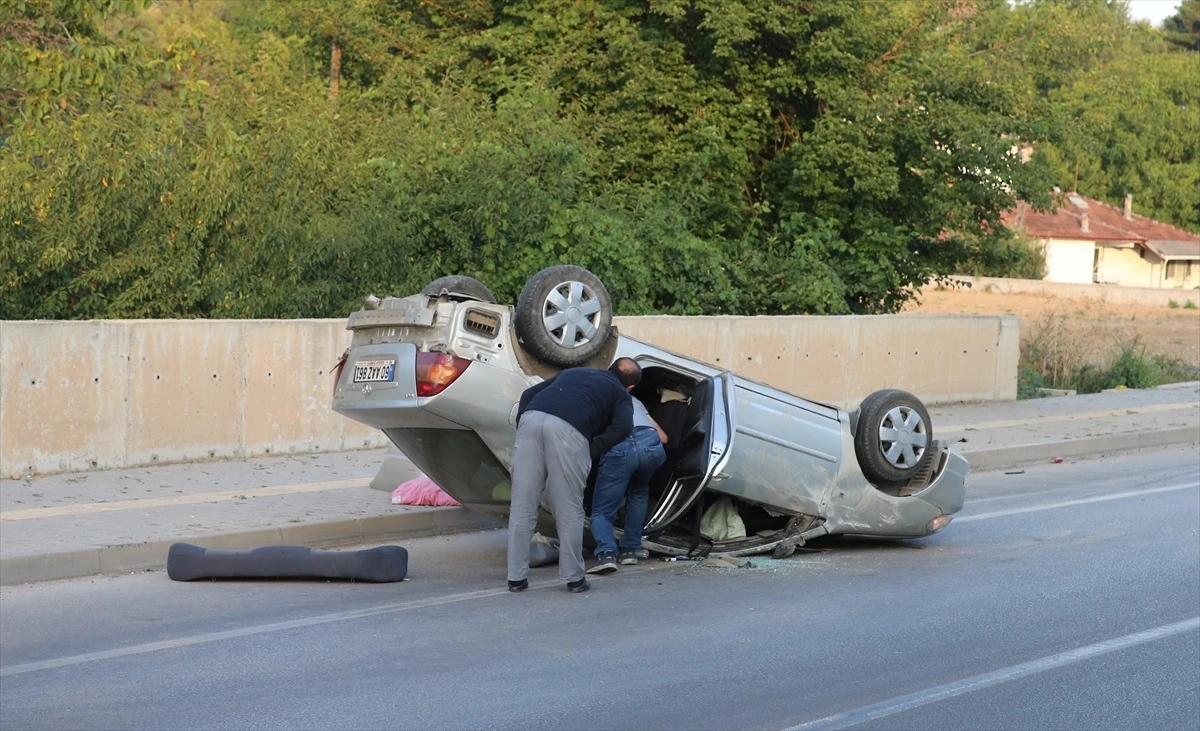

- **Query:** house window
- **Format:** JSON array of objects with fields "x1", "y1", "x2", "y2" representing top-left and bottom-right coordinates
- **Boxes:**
[{"x1": 1165, "y1": 261, "x2": 1196, "y2": 281}]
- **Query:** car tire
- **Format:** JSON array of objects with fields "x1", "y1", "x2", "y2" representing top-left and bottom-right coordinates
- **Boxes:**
[
  {"x1": 421, "y1": 275, "x2": 496, "y2": 303},
  {"x1": 853, "y1": 389, "x2": 934, "y2": 486},
  {"x1": 515, "y1": 265, "x2": 613, "y2": 367}
]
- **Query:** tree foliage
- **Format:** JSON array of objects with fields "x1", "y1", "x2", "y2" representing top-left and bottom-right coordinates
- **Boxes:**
[
  {"x1": 2, "y1": 0, "x2": 1196, "y2": 320},
  {"x1": 1163, "y1": 0, "x2": 1200, "y2": 51},
  {"x1": 1033, "y1": 3, "x2": 1200, "y2": 232}
]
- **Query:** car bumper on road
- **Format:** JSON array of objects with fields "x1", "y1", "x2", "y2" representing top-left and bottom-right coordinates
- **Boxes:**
[
  {"x1": 820, "y1": 447, "x2": 970, "y2": 538},
  {"x1": 913, "y1": 448, "x2": 970, "y2": 518}
]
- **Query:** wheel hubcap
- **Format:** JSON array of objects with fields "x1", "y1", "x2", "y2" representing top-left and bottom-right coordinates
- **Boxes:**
[
  {"x1": 878, "y1": 406, "x2": 927, "y2": 469},
  {"x1": 542, "y1": 281, "x2": 601, "y2": 348}
]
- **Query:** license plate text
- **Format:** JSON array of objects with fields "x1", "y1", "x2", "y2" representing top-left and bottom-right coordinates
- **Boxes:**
[{"x1": 353, "y1": 359, "x2": 396, "y2": 383}]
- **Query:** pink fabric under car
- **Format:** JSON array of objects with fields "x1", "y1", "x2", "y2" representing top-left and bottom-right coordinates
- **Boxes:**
[{"x1": 391, "y1": 476, "x2": 462, "y2": 507}]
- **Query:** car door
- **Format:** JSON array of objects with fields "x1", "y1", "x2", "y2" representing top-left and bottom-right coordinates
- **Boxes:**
[
  {"x1": 705, "y1": 378, "x2": 844, "y2": 517},
  {"x1": 642, "y1": 371, "x2": 736, "y2": 534}
]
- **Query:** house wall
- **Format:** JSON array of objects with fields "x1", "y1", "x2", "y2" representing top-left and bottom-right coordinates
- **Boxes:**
[
  {"x1": 1097, "y1": 247, "x2": 1200, "y2": 289},
  {"x1": 1096, "y1": 246, "x2": 1157, "y2": 287},
  {"x1": 1044, "y1": 238, "x2": 1097, "y2": 284},
  {"x1": 1163, "y1": 260, "x2": 1200, "y2": 289}
]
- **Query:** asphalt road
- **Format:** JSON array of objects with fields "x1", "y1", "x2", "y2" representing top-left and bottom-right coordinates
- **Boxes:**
[{"x1": 2, "y1": 445, "x2": 1198, "y2": 731}]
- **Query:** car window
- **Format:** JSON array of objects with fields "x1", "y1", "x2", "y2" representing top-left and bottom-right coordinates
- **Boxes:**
[{"x1": 384, "y1": 428, "x2": 511, "y2": 505}]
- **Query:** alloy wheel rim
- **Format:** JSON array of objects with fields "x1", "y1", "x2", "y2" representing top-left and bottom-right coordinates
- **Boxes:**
[
  {"x1": 878, "y1": 406, "x2": 927, "y2": 468},
  {"x1": 541, "y1": 280, "x2": 602, "y2": 348}
]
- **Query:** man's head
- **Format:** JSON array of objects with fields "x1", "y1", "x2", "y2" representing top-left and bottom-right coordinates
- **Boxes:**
[{"x1": 609, "y1": 357, "x2": 642, "y2": 391}]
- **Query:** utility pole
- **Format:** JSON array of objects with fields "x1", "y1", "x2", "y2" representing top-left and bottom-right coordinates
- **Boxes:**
[{"x1": 329, "y1": 39, "x2": 342, "y2": 100}]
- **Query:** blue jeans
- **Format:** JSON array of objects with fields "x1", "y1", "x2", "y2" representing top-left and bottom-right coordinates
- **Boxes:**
[{"x1": 591, "y1": 428, "x2": 666, "y2": 558}]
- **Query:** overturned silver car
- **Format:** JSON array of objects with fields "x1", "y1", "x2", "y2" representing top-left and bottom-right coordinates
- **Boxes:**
[{"x1": 332, "y1": 266, "x2": 968, "y2": 557}]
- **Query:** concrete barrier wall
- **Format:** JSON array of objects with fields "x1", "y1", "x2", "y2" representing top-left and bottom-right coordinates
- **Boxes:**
[
  {"x1": 940, "y1": 276, "x2": 1200, "y2": 308},
  {"x1": 1, "y1": 314, "x2": 1018, "y2": 477},
  {"x1": 614, "y1": 315, "x2": 1018, "y2": 410},
  {"x1": 0, "y1": 320, "x2": 387, "y2": 478}
]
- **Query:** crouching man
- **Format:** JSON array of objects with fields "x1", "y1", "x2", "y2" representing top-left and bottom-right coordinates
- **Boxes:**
[
  {"x1": 587, "y1": 393, "x2": 668, "y2": 574},
  {"x1": 506, "y1": 358, "x2": 639, "y2": 594}
]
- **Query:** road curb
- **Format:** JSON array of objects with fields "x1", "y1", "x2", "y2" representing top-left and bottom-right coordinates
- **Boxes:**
[
  {"x1": 965, "y1": 425, "x2": 1199, "y2": 473},
  {"x1": 0, "y1": 508, "x2": 498, "y2": 587}
]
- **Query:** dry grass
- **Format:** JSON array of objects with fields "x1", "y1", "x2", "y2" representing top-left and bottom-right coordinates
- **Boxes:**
[
  {"x1": 1018, "y1": 312, "x2": 1197, "y2": 393},
  {"x1": 1020, "y1": 310, "x2": 1094, "y2": 388}
]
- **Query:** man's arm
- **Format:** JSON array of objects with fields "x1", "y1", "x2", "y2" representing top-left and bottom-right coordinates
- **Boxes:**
[
  {"x1": 516, "y1": 375, "x2": 556, "y2": 424},
  {"x1": 590, "y1": 391, "x2": 634, "y2": 460}
]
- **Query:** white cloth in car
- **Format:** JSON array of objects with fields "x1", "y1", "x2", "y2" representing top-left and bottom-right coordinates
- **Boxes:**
[
  {"x1": 700, "y1": 497, "x2": 747, "y2": 541},
  {"x1": 658, "y1": 387, "x2": 688, "y2": 403}
]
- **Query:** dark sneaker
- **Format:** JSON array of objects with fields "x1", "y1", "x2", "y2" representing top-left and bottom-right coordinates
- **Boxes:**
[
  {"x1": 507, "y1": 579, "x2": 529, "y2": 593},
  {"x1": 567, "y1": 578, "x2": 590, "y2": 593},
  {"x1": 619, "y1": 550, "x2": 638, "y2": 566},
  {"x1": 587, "y1": 551, "x2": 618, "y2": 575}
]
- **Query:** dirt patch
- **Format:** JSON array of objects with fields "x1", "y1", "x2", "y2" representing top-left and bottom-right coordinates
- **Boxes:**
[{"x1": 906, "y1": 286, "x2": 1200, "y2": 369}]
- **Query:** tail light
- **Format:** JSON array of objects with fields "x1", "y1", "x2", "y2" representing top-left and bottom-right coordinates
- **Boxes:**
[
  {"x1": 331, "y1": 349, "x2": 349, "y2": 398},
  {"x1": 416, "y1": 352, "x2": 471, "y2": 397}
]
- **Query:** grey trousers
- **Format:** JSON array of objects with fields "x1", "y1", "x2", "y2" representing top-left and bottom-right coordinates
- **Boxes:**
[{"x1": 507, "y1": 411, "x2": 591, "y2": 583}]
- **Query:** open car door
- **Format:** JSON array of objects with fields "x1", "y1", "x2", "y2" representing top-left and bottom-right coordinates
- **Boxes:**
[{"x1": 643, "y1": 371, "x2": 736, "y2": 535}]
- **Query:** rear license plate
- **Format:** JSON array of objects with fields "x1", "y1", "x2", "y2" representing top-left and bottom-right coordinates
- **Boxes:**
[{"x1": 353, "y1": 359, "x2": 396, "y2": 383}]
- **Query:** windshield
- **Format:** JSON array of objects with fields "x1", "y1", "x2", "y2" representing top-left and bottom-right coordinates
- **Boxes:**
[{"x1": 384, "y1": 428, "x2": 511, "y2": 505}]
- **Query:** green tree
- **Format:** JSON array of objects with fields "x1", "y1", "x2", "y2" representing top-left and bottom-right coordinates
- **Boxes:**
[
  {"x1": 1163, "y1": 0, "x2": 1200, "y2": 51},
  {"x1": 0, "y1": 0, "x2": 150, "y2": 130},
  {"x1": 1034, "y1": 22, "x2": 1200, "y2": 232},
  {"x1": 444, "y1": 0, "x2": 1062, "y2": 311},
  {"x1": 3, "y1": 0, "x2": 1194, "y2": 320}
]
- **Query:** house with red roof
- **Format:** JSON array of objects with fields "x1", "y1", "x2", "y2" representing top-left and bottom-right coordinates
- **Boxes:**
[{"x1": 1003, "y1": 192, "x2": 1200, "y2": 289}]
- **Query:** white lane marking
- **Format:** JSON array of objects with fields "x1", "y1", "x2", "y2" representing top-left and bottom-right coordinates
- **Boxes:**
[
  {"x1": 957, "y1": 482, "x2": 1198, "y2": 523},
  {"x1": 0, "y1": 565, "x2": 662, "y2": 677},
  {"x1": 966, "y1": 491, "x2": 1042, "y2": 505},
  {"x1": 784, "y1": 617, "x2": 1200, "y2": 731}
]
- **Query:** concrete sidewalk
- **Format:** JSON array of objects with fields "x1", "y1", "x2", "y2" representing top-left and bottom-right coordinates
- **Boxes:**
[{"x1": 2, "y1": 384, "x2": 1197, "y2": 586}]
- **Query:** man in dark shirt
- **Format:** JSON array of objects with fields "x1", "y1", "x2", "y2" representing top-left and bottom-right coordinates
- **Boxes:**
[{"x1": 506, "y1": 358, "x2": 639, "y2": 593}]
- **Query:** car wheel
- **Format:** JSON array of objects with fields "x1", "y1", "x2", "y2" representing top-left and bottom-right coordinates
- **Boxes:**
[
  {"x1": 515, "y1": 265, "x2": 613, "y2": 367},
  {"x1": 853, "y1": 389, "x2": 933, "y2": 486},
  {"x1": 421, "y1": 275, "x2": 496, "y2": 303}
]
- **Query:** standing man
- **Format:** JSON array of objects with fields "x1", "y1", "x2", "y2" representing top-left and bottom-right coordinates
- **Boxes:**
[
  {"x1": 587, "y1": 397, "x2": 668, "y2": 574},
  {"x1": 507, "y1": 358, "x2": 640, "y2": 594}
]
